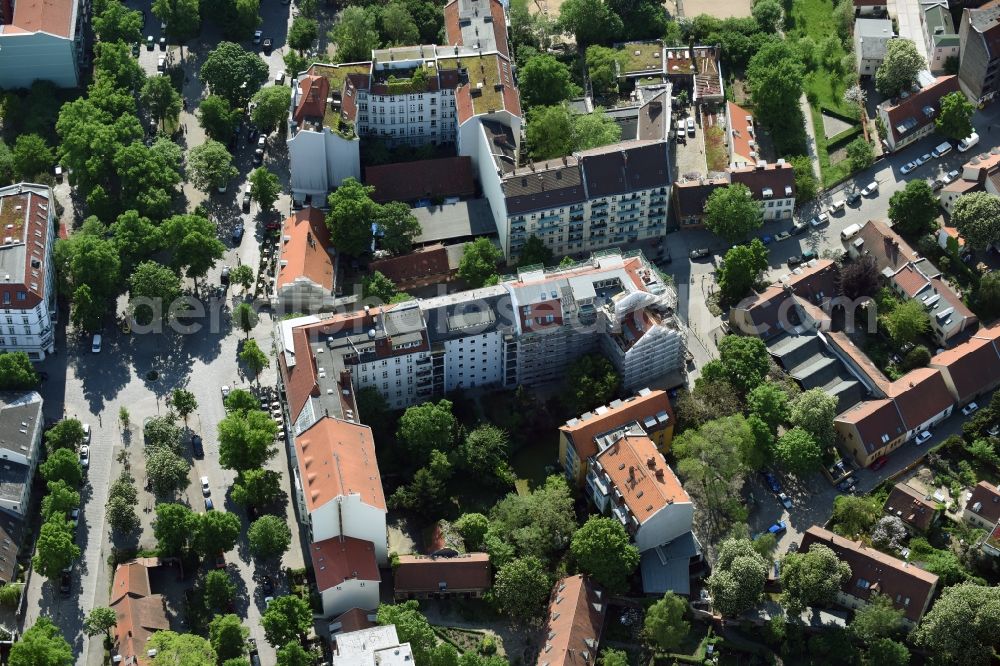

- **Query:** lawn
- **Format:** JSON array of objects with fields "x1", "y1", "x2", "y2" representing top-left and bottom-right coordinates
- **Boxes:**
[{"x1": 705, "y1": 125, "x2": 729, "y2": 171}]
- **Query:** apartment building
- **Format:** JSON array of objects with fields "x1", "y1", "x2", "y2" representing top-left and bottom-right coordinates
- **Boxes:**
[
  {"x1": 799, "y1": 526, "x2": 939, "y2": 624},
  {"x1": 923, "y1": 1, "x2": 960, "y2": 74},
  {"x1": 877, "y1": 75, "x2": 960, "y2": 152},
  {"x1": 0, "y1": 183, "x2": 57, "y2": 360},
  {"x1": 311, "y1": 536, "x2": 381, "y2": 617},
  {"x1": 725, "y1": 101, "x2": 757, "y2": 167},
  {"x1": 672, "y1": 161, "x2": 796, "y2": 228},
  {"x1": 958, "y1": 0, "x2": 1000, "y2": 105},
  {"x1": 0, "y1": 0, "x2": 91, "y2": 89},
  {"x1": 0, "y1": 390, "x2": 42, "y2": 583},
  {"x1": 855, "y1": 18, "x2": 895, "y2": 75},
  {"x1": 271, "y1": 207, "x2": 338, "y2": 313},
  {"x1": 930, "y1": 324, "x2": 1000, "y2": 405},
  {"x1": 287, "y1": 0, "x2": 520, "y2": 204}
]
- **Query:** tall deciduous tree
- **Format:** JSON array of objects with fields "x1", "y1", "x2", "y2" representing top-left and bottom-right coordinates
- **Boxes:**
[
  {"x1": 0, "y1": 351, "x2": 38, "y2": 390},
  {"x1": 889, "y1": 179, "x2": 939, "y2": 236},
  {"x1": 936, "y1": 91, "x2": 975, "y2": 141},
  {"x1": 880, "y1": 298, "x2": 930, "y2": 346},
  {"x1": 516, "y1": 235, "x2": 554, "y2": 268},
  {"x1": 128, "y1": 261, "x2": 182, "y2": 325},
  {"x1": 704, "y1": 184, "x2": 763, "y2": 243},
  {"x1": 188, "y1": 140, "x2": 238, "y2": 192},
  {"x1": 160, "y1": 213, "x2": 225, "y2": 284},
  {"x1": 376, "y1": 601, "x2": 437, "y2": 664},
  {"x1": 147, "y1": 631, "x2": 216, "y2": 666},
  {"x1": 142, "y1": 76, "x2": 183, "y2": 130},
  {"x1": 288, "y1": 16, "x2": 319, "y2": 53},
  {"x1": 789, "y1": 387, "x2": 838, "y2": 447},
  {"x1": 152, "y1": 0, "x2": 201, "y2": 43},
  {"x1": 94, "y1": 1, "x2": 143, "y2": 44},
  {"x1": 197, "y1": 95, "x2": 239, "y2": 142},
  {"x1": 846, "y1": 137, "x2": 875, "y2": 171},
  {"x1": 850, "y1": 592, "x2": 905, "y2": 644},
  {"x1": 557, "y1": 0, "x2": 622, "y2": 46},
  {"x1": 168, "y1": 388, "x2": 197, "y2": 423},
  {"x1": 146, "y1": 447, "x2": 190, "y2": 495},
  {"x1": 457, "y1": 238, "x2": 503, "y2": 287},
  {"x1": 718, "y1": 239, "x2": 769, "y2": 302},
  {"x1": 153, "y1": 502, "x2": 196, "y2": 555},
  {"x1": 789, "y1": 155, "x2": 818, "y2": 203},
  {"x1": 397, "y1": 399, "x2": 456, "y2": 462},
  {"x1": 912, "y1": 584, "x2": 1000, "y2": 665},
  {"x1": 747, "y1": 383, "x2": 790, "y2": 432},
  {"x1": 233, "y1": 302, "x2": 258, "y2": 338},
  {"x1": 326, "y1": 178, "x2": 378, "y2": 256},
  {"x1": 247, "y1": 515, "x2": 292, "y2": 560},
  {"x1": 11, "y1": 134, "x2": 54, "y2": 181},
  {"x1": 261, "y1": 596, "x2": 313, "y2": 647},
  {"x1": 33, "y1": 518, "x2": 80, "y2": 578},
  {"x1": 707, "y1": 538, "x2": 767, "y2": 616},
  {"x1": 10, "y1": 618, "x2": 73, "y2": 666},
  {"x1": 250, "y1": 86, "x2": 292, "y2": 133},
  {"x1": 231, "y1": 469, "x2": 282, "y2": 508},
  {"x1": 492, "y1": 556, "x2": 551, "y2": 621},
  {"x1": 377, "y1": 202, "x2": 422, "y2": 255},
  {"x1": 249, "y1": 167, "x2": 281, "y2": 212},
  {"x1": 84, "y1": 607, "x2": 118, "y2": 638},
  {"x1": 831, "y1": 494, "x2": 880, "y2": 537},
  {"x1": 586, "y1": 46, "x2": 624, "y2": 96},
  {"x1": 209, "y1": 614, "x2": 248, "y2": 662},
  {"x1": 570, "y1": 517, "x2": 640, "y2": 592},
  {"x1": 644, "y1": 593, "x2": 689, "y2": 651},
  {"x1": 201, "y1": 42, "x2": 269, "y2": 107},
  {"x1": 519, "y1": 55, "x2": 576, "y2": 108},
  {"x1": 218, "y1": 409, "x2": 277, "y2": 471},
  {"x1": 774, "y1": 426, "x2": 822, "y2": 476},
  {"x1": 488, "y1": 475, "x2": 577, "y2": 564},
  {"x1": 780, "y1": 543, "x2": 851, "y2": 613},
  {"x1": 239, "y1": 339, "x2": 269, "y2": 385},
  {"x1": 44, "y1": 419, "x2": 86, "y2": 453},
  {"x1": 746, "y1": 42, "x2": 804, "y2": 151},
  {"x1": 562, "y1": 354, "x2": 620, "y2": 415},
  {"x1": 193, "y1": 511, "x2": 241, "y2": 557},
  {"x1": 330, "y1": 7, "x2": 380, "y2": 63},
  {"x1": 951, "y1": 192, "x2": 1000, "y2": 250},
  {"x1": 839, "y1": 256, "x2": 880, "y2": 300},
  {"x1": 203, "y1": 569, "x2": 237, "y2": 612},
  {"x1": 40, "y1": 449, "x2": 83, "y2": 487},
  {"x1": 41, "y1": 480, "x2": 80, "y2": 522},
  {"x1": 875, "y1": 39, "x2": 925, "y2": 97}
]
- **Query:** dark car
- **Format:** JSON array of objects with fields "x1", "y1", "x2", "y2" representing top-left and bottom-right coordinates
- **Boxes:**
[
  {"x1": 248, "y1": 638, "x2": 259, "y2": 655},
  {"x1": 260, "y1": 576, "x2": 275, "y2": 595},
  {"x1": 215, "y1": 553, "x2": 226, "y2": 569},
  {"x1": 262, "y1": 38, "x2": 273, "y2": 54},
  {"x1": 191, "y1": 434, "x2": 204, "y2": 458},
  {"x1": 232, "y1": 223, "x2": 245, "y2": 244},
  {"x1": 763, "y1": 472, "x2": 781, "y2": 493},
  {"x1": 221, "y1": 266, "x2": 230, "y2": 284},
  {"x1": 59, "y1": 571, "x2": 71, "y2": 596},
  {"x1": 787, "y1": 254, "x2": 805, "y2": 267},
  {"x1": 846, "y1": 192, "x2": 861, "y2": 206},
  {"x1": 871, "y1": 456, "x2": 889, "y2": 471}
]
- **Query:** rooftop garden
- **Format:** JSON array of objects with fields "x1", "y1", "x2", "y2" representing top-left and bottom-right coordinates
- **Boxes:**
[
  {"x1": 616, "y1": 42, "x2": 665, "y2": 75},
  {"x1": 381, "y1": 66, "x2": 431, "y2": 95},
  {"x1": 439, "y1": 55, "x2": 505, "y2": 115}
]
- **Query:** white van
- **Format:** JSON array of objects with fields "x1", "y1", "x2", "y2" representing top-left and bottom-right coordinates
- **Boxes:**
[
  {"x1": 932, "y1": 141, "x2": 952, "y2": 158},
  {"x1": 841, "y1": 223, "x2": 862, "y2": 241},
  {"x1": 958, "y1": 132, "x2": 980, "y2": 152},
  {"x1": 828, "y1": 200, "x2": 845, "y2": 214},
  {"x1": 275, "y1": 71, "x2": 286, "y2": 86}
]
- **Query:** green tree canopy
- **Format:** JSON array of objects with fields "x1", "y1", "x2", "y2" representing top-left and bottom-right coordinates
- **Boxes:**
[
  {"x1": 789, "y1": 155, "x2": 818, "y2": 203},
  {"x1": 233, "y1": 302, "x2": 259, "y2": 338},
  {"x1": 752, "y1": 0, "x2": 783, "y2": 32},
  {"x1": 32, "y1": 518, "x2": 80, "y2": 579},
  {"x1": 936, "y1": 91, "x2": 975, "y2": 141},
  {"x1": 377, "y1": 601, "x2": 438, "y2": 664},
  {"x1": 330, "y1": 6, "x2": 381, "y2": 63},
  {"x1": 188, "y1": 140, "x2": 238, "y2": 192},
  {"x1": 831, "y1": 494, "x2": 880, "y2": 537},
  {"x1": 780, "y1": 543, "x2": 852, "y2": 613},
  {"x1": 875, "y1": 38, "x2": 925, "y2": 97},
  {"x1": 881, "y1": 298, "x2": 930, "y2": 346},
  {"x1": 377, "y1": 201, "x2": 422, "y2": 255},
  {"x1": 520, "y1": 54, "x2": 577, "y2": 108},
  {"x1": 455, "y1": 513, "x2": 490, "y2": 551},
  {"x1": 851, "y1": 592, "x2": 906, "y2": 644},
  {"x1": 704, "y1": 183, "x2": 763, "y2": 243},
  {"x1": 209, "y1": 614, "x2": 248, "y2": 662},
  {"x1": 201, "y1": 42, "x2": 269, "y2": 107},
  {"x1": 865, "y1": 639, "x2": 910, "y2": 666},
  {"x1": 94, "y1": 1, "x2": 143, "y2": 44},
  {"x1": 951, "y1": 191, "x2": 1000, "y2": 251},
  {"x1": 0, "y1": 351, "x2": 38, "y2": 390},
  {"x1": 146, "y1": 447, "x2": 190, "y2": 496},
  {"x1": 128, "y1": 261, "x2": 182, "y2": 325},
  {"x1": 397, "y1": 398, "x2": 456, "y2": 463},
  {"x1": 774, "y1": 426, "x2": 822, "y2": 476},
  {"x1": 562, "y1": 354, "x2": 620, "y2": 415},
  {"x1": 262, "y1": 596, "x2": 313, "y2": 647},
  {"x1": 193, "y1": 511, "x2": 241, "y2": 558},
  {"x1": 789, "y1": 387, "x2": 838, "y2": 447},
  {"x1": 41, "y1": 480, "x2": 80, "y2": 522},
  {"x1": 976, "y1": 271, "x2": 1000, "y2": 320},
  {"x1": 288, "y1": 16, "x2": 319, "y2": 53},
  {"x1": 644, "y1": 592, "x2": 689, "y2": 651},
  {"x1": 516, "y1": 235, "x2": 554, "y2": 268},
  {"x1": 846, "y1": 137, "x2": 875, "y2": 171},
  {"x1": 231, "y1": 468, "x2": 282, "y2": 508},
  {"x1": 276, "y1": 642, "x2": 314, "y2": 666},
  {"x1": 570, "y1": 516, "x2": 640, "y2": 592},
  {"x1": 83, "y1": 606, "x2": 118, "y2": 638},
  {"x1": 488, "y1": 475, "x2": 577, "y2": 564},
  {"x1": 249, "y1": 167, "x2": 281, "y2": 213},
  {"x1": 12, "y1": 133, "x2": 54, "y2": 181},
  {"x1": 141, "y1": 75, "x2": 183, "y2": 129},
  {"x1": 889, "y1": 179, "x2": 939, "y2": 236},
  {"x1": 238, "y1": 338, "x2": 270, "y2": 384},
  {"x1": 10, "y1": 617, "x2": 73, "y2": 666},
  {"x1": 457, "y1": 238, "x2": 503, "y2": 287},
  {"x1": 459, "y1": 424, "x2": 514, "y2": 485},
  {"x1": 251, "y1": 86, "x2": 292, "y2": 133},
  {"x1": 747, "y1": 383, "x2": 791, "y2": 432},
  {"x1": 248, "y1": 515, "x2": 292, "y2": 560},
  {"x1": 491, "y1": 556, "x2": 551, "y2": 621},
  {"x1": 203, "y1": 569, "x2": 237, "y2": 612},
  {"x1": 218, "y1": 408, "x2": 277, "y2": 471},
  {"x1": 326, "y1": 178, "x2": 378, "y2": 256},
  {"x1": 912, "y1": 584, "x2": 1000, "y2": 666},
  {"x1": 148, "y1": 631, "x2": 216, "y2": 666},
  {"x1": 197, "y1": 95, "x2": 239, "y2": 142},
  {"x1": 586, "y1": 46, "x2": 624, "y2": 95},
  {"x1": 44, "y1": 419, "x2": 86, "y2": 453},
  {"x1": 746, "y1": 41, "x2": 804, "y2": 150},
  {"x1": 526, "y1": 105, "x2": 622, "y2": 160},
  {"x1": 707, "y1": 537, "x2": 767, "y2": 616},
  {"x1": 143, "y1": 415, "x2": 183, "y2": 452},
  {"x1": 153, "y1": 502, "x2": 196, "y2": 555},
  {"x1": 361, "y1": 271, "x2": 404, "y2": 303},
  {"x1": 712, "y1": 335, "x2": 771, "y2": 394},
  {"x1": 557, "y1": 0, "x2": 622, "y2": 45},
  {"x1": 718, "y1": 239, "x2": 769, "y2": 302},
  {"x1": 40, "y1": 449, "x2": 83, "y2": 487},
  {"x1": 152, "y1": 0, "x2": 201, "y2": 42}
]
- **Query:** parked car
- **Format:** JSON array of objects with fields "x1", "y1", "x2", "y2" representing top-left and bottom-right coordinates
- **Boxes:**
[
  {"x1": 215, "y1": 553, "x2": 226, "y2": 569},
  {"x1": 958, "y1": 132, "x2": 980, "y2": 152},
  {"x1": 778, "y1": 492, "x2": 793, "y2": 509},
  {"x1": 900, "y1": 161, "x2": 918, "y2": 175},
  {"x1": 59, "y1": 571, "x2": 71, "y2": 596},
  {"x1": 837, "y1": 477, "x2": 856, "y2": 492},
  {"x1": 787, "y1": 254, "x2": 806, "y2": 267},
  {"x1": 146, "y1": 35, "x2": 154, "y2": 50},
  {"x1": 253, "y1": 30, "x2": 262, "y2": 44},
  {"x1": 810, "y1": 212, "x2": 829, "y2": 228},
  {"x1": 916, "y1": 153, "x2": 932, "y2": 166},
  {"x1": 801, "y1": 250, "x2": 818, "y2": 262},
  {"x1": 157, "y1": 56, "x2": 166, "y2": 72},
  {"x1": 915, "y1": 430, "x2": 932, "y2": 445},
  {"x1": 791, "y1": 220, "x2": 809, "y2": 235},
  {"x1": 191, "y1": 434, "x2": 204, "y2": 458},
  {"x1": 241, "y1": 187, "x2": 252, "y2": 213},
  {"x1": 70, "y1": 508, "x2": 80, "y2": 530},
  {"x1": 944, "y1": 169, "x2": 960, "y2": 184},
  {"x1": 158, "y1": 36, "x2": 166, "y2": 49},
  {"x1": 763, "y1": 472, "x2": 781, "y2": 493},
  {"x1": 931, "y1": 177, "x2": 945, "y2": 191},
  {"x1": 201, "y1": 476, "x2": 211, "y2": 497},
  {"x1": 846, "y1": 192, "x2": 862, "y2": 206},
  {"x1": 262, "y1": 38, "x2": 273, "y2": 54},
  {"x1": 689, "y1": 248, "x2": 710, "y2": 259},
  {"x1": 767, "y1": 521, "x2": 787, "y2": 535},
  {"x1": 91, "y1": 334, "x2": 102, "y2": 353},
  {"x1": 932, "y1": 141, "x2": 953, "y2": 158},
  {"x1": 82, "y1": 423, "x2": 92, "y2": 444},
  {"x1": 79, "y1": 445, "x2": 90, "y2": 470},
  {"x1": 871, "y1": 456, "x2": 889, "y2": 471},
  {"x1": 962, "y1": 402, "x2": 980, "y2": 416},
  {"x1": 131, "y1": 42, "x2": 141, "y2": 57},
  {"x1": 860, "y1": 181, "x2": 878, "y2": 195},
  {"x1": 232, "y1": 223, "x2": 244, "y2": 244},
  {"x1": 774, "y1": 231, "x2": 791, "y2": 242},
  {"x1": 988, "y1": 424, "x2": 1000, "y2": 437},
  {"x1": 759, "y1": 234, "x2": 772, "y2": 245},
  {"x1": 221, "y1": 385, "x2": 231, "y2": 399},
  {"x1": 221, "y1": 266, "x2": 230, "y2": 284},
  {"x1": 205, "y1": 497, "x2": 215, "y2": 511}
]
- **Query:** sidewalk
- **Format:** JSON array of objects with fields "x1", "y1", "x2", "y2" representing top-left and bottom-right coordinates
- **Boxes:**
[{"x1": 799, "y1": 93, "x2": 822, "y2": 182}]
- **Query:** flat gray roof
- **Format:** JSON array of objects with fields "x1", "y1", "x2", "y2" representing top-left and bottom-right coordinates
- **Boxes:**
[{"x1": 412, "y1": 199, "x2": 497, "y2": 245}]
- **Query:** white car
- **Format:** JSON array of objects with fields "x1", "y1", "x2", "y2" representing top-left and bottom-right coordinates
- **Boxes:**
[
  {"x1": 915, "y1": 153, "x2": 932, "y2": 166},
  {"x1": 860, "y1": 181, "x2": 878, "y2": 195},
  {"x1": 79, "y1": 445, "x2": 90, "y2": 469},
  {"x1": 82, "y1": 423, "x2": 92, "y2": 444},
  {"x1": 201, "y1": 476, "x2": 211, "y2": 497},
  {"x1": 962, "y1": 402, "x2": 980, "y2": 416},
  {"x1": 915, "y1": 431, "x2": 932, "y2": 445},
  {"x1": 91, "y1": 334, "x2": 102, "y2": 353},
  {"x1": 221, "y1": 385, "x2": 231, "y2": 399},
  {"x1": 253, "y1": 30, "x2": 262, "y2": 44},
  {"x1": 958, "y1": 132, "x2": 980, "y2": 152},
  {"x1": 900, "y1": 161, "x2": 918, "y2": 175},
  {"x1": 778, "y1": 492, "x2": 793, "y2": 509}
]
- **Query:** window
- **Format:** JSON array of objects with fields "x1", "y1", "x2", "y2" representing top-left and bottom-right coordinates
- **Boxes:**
[{"x1": 16, "y1": 292, "x2": 25, "y2": 301}]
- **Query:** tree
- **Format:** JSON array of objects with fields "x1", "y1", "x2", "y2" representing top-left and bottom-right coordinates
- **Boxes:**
[
  {"x1": 599, "y1": 649, "x2": 629, "y2": 666},
  {"x1": 526, "y1": 105, "x2": 575, "y2": 159},
  {"x1": 492, "y1": 556, "x2": 551, "y2": 621},
  {"x1": 239, "y1": 339, "x2": 270, "y2": 384},
  {"x1": 197, "y1": 95, "x2": 239, "y2": 142},
  {"x1": 520, "y1": 55, "x2": 576, "y2": 108},
  {"x1": 586, "y1": 46, "x2": 624, "y2": 96},
  {"x1": 875, "y1": 39, "x2": 925, "y2": 97},
  {"x1": 82, "y1": 607, "x2": 116, "y2": 640},
  {"x1": 746, "y1": 42, "x2": 804, "y2": 150},
  {"x1": 152, "y1": 0, "x2": 201, "y2": 43},
  {"x1": 94, "y1": 1, "x2": 143, "y2": 44},
  {"x1": 168, "y1": 389, "x2": 197, "y2": 424},
  {"x1": 45, "y1": 419, "x2": 85, "y2": 454},
  {"x1": 718, "y1": 240, "x2": 769, "y2": 302},
  {"x1": 113, "y1": 138, "x2": 183, "y2": 220},
  {"x1": 330, "y1": 6, "x2": 380, "y2": 63},
  {"x1": 12, "y1": 134, "x2": 54, "y2": 180},
  {"x1": 714, "y1": 335, "x2": 770, "y2": 394},
  {"x1": 107, "y1": 495, "x2": 140, "y2": 534},
  {"x1": 0, "y1": 351, "x2": 38, "y2": 390},
  {"x1": 881, "y1": 298, "x2": 930, "y2": 346},
  {"x1": 203, "y1": 569, "x2": 237, "y2": 612},
  {"x1": 210, "y1": 614, "x2": 248, "y2": 662},
  {"x1": 747, "y1": 383, "x2": 790, "y2": 432},
  {"x1": 912, "y1": 584, "x2": 1000, "y2": 665},
  {"x1": 458, "y1": 238, "x2": 503, "y2": 287},
  {"x1": 871, "y1": 515, "x2": 909, "y2": 551},
  {"x1": 251, "y1": 86, "x2": 292, "y2": 133},
  {"x1": 229, "y1": 265, "x2": 254, "y2": 293},
  {"x1": 377, "y1": 601, "x2": 438, "y2": 664},
  {"x1": 40, "y1": 449, "x2": 83, "y2": 487},
  {"x1": 147, "y1": 631, "x2": 216, "y2": 666},
  {"x1": 224, "y1": 389, "x2": 258, "y2": 413},
  {"x1": 774, "y1": 427, "x2": 822, "y2": 476},
  {"x1": 977, "y1": 271, "x2": 1000, "y2": 320},
  {"x1": 153, "y1": 503, "x2": 195, "y2": 555},
  {"x1": 572, "y1": 108, "x2": 622, "y2": 151},
  {"x1": 936, "y1": 91, "x2": 975, "y2": 141},
  {"x1": 94, "y1": 41, "x2": 146, "y2": 92},
  {"x1": 128, "y1": 261, "x2": 182, "y2": 325},
  {"x1": 0, "y1": 140, "x2": 12, "y2": 184},
  {"x1": 389, "y1": 449, "x2": 453, "y2": 517},
  {"x1": 558, "y1": 0, "x2": 622, "y2": 46},
  {"x1": 889, "y1": 179, "x2": 939, "y2": 236},
  {"x1": 362, "y1": 271, "x2": 402, "y2": 302},
  {"x1": 707, "y1": 538, "x2": 767, "y2": 616},
  {"x1": 901, "y1": 344, "x2": 931, "y2": 371},
  {"x1": 380, "y1": 2, "x2": 421, "y2": 45},
  {"x1": 789, "y1": 155, "x2": 818, "y2": 203},
  {"x1": 831, "y1": 494, "x2": 880, "y2": 537},
  {"x1": 516, "y1": 235, "x2": 554, "y2": 267},
  {"x1": 459, "y1": 425, "x2": 514, "y2": 485},
  {"x1": 846, "y1": 137, "x2": 875, "y2": 172},
  {"x1": 455, "y1": 513, "x2": 490, "y2": 551},
  {"x1": 231, "y1": 469, "x2": 282, "y2": 508},
  {"x1": 193, "y1": 511, "x2": 241, "y2": 558},
  {"x1": 780, "y1": 543, "x2": 851, "y2": 613},
  {"x1": 233, "y1": 302, "x2": 259, "y2": 339},
  {"x1": 32, "y1": 518, "x2": 80, "y2": 579},
  {"x1": 10, "y1": 617, "x2": 73, "y2": 666},
  {"x1": 851, "y1": 593, "x2": 905, "y2": 644},
  {"x1": 261, "y1": 595, "x2": 313, "y2": 647},
  {"x1": 288, "y1": 16, "x2": 318, "y2": 53},
  {"x1": 248, "y1": 515, "x2": 292, "y2": 560},
  {"x1": 326, "y1": 178, "x2": 378, "y2": 256},
  {"x1": 570, "y1": 517, "x2": 640, "y2": 592},
  {"x1": 142, "y1": 75, "x2": 183, "y2": 130},
  {"x1": 752, "y1": 0, "x2": 783, "y2": 32},
  {"x1": 218, "y1": 409, "x2": 277, "y2": 471},
  {"x1": 789, "y1": 387, "x2": 838, "y2": 447},
  {"x1": 377, "y1": 202, "x2": 422, "y2": 255},
  {"x1": 112, "y1": 210, "x2": 160, "y2": 274},
  {"x1": 951, "y1": 192, "x2": 1000, "y2": 251},
  {"x1": 146, "y1": 447, "x2": 189, "y2": 496},
  {"x1": 41, "y1": 481, "x2": 80, "y2": 522},
  {"x1": 704, "y1": 184, "x2": 763, "y2": 243},
  {"x1": 144, "y1": 415, "x2": 183, "y2": 452},
  {"x1": 188, "y1": 140, "x2": 238, "y2": 192},
  {"x1": 562, "y1": 354, "x2": 620, "y2": 415},
  {"x1": 249, "y1": 167, "x2": 281, "y2": 212},
  {"x1": 488, "y1": 475, "x2": 577, "y2": 564},
  {"x1": 644, "y1": 593, "x2": 689, "y2": 651},
  {"x1": 865, "y1": 639, "x2": 910, "y2": 666},
  {"x1": 839, "y1": 256, "x2": 880, "y2": 300},
  {"x1": 277, "y1": 642, "x2": 314, "y2": 666},
  {"x1": 396, "y1": 399, "x2": 456, "y2": 462},
  {"x1": 201, "y1": 42, "x2": 269, "y2": 107}
]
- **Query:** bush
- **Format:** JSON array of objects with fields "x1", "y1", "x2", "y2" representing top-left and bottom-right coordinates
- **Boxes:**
[{"x1": 0, "y1": 583, "x2": 22, "y2": 609}]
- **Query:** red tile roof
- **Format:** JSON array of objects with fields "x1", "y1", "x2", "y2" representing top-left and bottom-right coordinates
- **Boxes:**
[
  {"x1": 311, "y1": 536, "x2": 381, "y2": 592},
  {"x1": 930, "y1": 325, "x2": 1000, "y2": 402},
  {"x1": 852, "y1": 220, "x2": 916, "y2": 273},
  {"x1": 884, "y1": 483, "x2": 938, "y2": 531},
  {"x1": 887, "y1": 368, "x2": 954, "y2": 430},
  {"x1": 369, "y1": 244, "x2": 451, "y2": 286},
  {"x1": 293, "y1": 75, "x2": 330, "y2": 124},
  {"x1": 110, "y1": 561, "x2": 169, "y2": 666},
  {"x1": 365, "y1": 157, "x2": 475, "y2": 204},
  {"x1": 10, "y1": 0, "x2": 75, "y2": 37},
  {"x1": 730, "y1": 162, "x2": 795, "y2": 200},
  {"x1": 539, "y1": 575, "x2": 606, "y2": 666},
  {"x1": 560, "y1": 390, "x2": 672, "y2": 461},
  {"x1": 893, "y1": 263, "x2": 931, "y2": 297},
  {"x1": 799, "y1": 526, "x2": 938, "y2": 622},
  {"x1": 726, "y1": 102, "x2": 755, "y2": 166},
  {"x1": 393, "y1": 553, "x2": 492, "y2": 594},
  {"x1": 882, "y1": 75, "x2": 960, "y2": 144},
  {"x1": 836, "y1": 398, "x2": 905, "y2": 454},
  {"x1": 596, "y1": 434, "x2": 689, "y2": 524},
  {"x1": 331, "y1": 608, "x2": 376, "y2": 634},
  {"x1": 295, "y1": 416, "x2": 386, "y2": 513},
  {"x1": 276, "y1": 207, "x2": 336, "y2": 292},
  {"x1": 965, "y1": 481, "x2": 1000, "y2": 524}
]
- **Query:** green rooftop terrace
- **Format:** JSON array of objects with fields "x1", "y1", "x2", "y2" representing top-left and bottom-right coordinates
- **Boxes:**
[
  {"x1": 438, "y1": 55, "x2": 507, "y2": 115},
  {"x1": 616, "y1": 42, "x2": 665, "y2": 75}
]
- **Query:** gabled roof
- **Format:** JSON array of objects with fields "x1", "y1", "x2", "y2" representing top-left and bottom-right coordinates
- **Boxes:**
[
  {"x1": 578, "y1": 141, "x2": 670, "y2": 197},
  {"x1": 311, "y1": 536, "x2": 381, "y2": 592},
  {"x1": 295, "y1": 416, "x2": 386, "y2": 513},
  {"x1": 852, "y1": 220, "x2": 917, "y2": 273},
  {"x1": 393, "y1": 553, "x2": 491, "y2": 593},
  {"x1": 7, "y1": 0, "x2": 76, "y2": 38},
  {"x1": 930, "y1": 324, "x2": 1000, "y2": 401},
  {"x1": 672, "y1": 177, "x2": 726, "y2": 217},
  {"x1": 365, "y1": 156, "x2": 475, "y2": 204},
  {"x1": 726, "y1": 102, "x2": 756, "y2": 166},
  {"x1": 539, "y1": 575, "x2": 606, "y2": 666},
  {"x1": 110, "y1": 560, "x2": 169, "y2": 666},
  {"x1": 836, "y1": 398, "x2": 906, "y2": 454},
  {"x1": 965, "y1": 481, "x2": 1000, "y2": 524},
  {"x1": 293, "y1": 75, "x2": 331, "y2": 125},
  {"x1": 560, "y1": 389, "x2": 672, "y2": 461},
  {"x1": 886, "y1": 367, "x2": 954, "y2": 430},
  {"x1": 799, "y1": 526, "x2": 938, "y2": 622},
  {"x1": 881, "y1": 75, "x2": 960, "y2": 143},
  {"x1": 369, "y1": 244, "x2": 451, "y2": 285},
  {"x1": 595, "y1": 434, "x2": 690, "y2": 524},
  {"x1": 276, "y1": 207, "x2": 336, "y2": 292},
  {"x1": 729, "y1": 161, "x2": 795, "y2": 200},
  {"x1": 884, "y1": 483, "x2": 938, "y2": 531}
]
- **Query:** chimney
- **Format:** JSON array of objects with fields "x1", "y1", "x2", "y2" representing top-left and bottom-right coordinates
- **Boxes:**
[
  {"x1": 655, "y1": 468, "x2": 664, "y2": 481},
  {"x1": 647, "y1": 456, "x2": 656, "y2": 469},
  {"x1": 628, "y1": 466, "x2": 636, "y2": 483}
]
